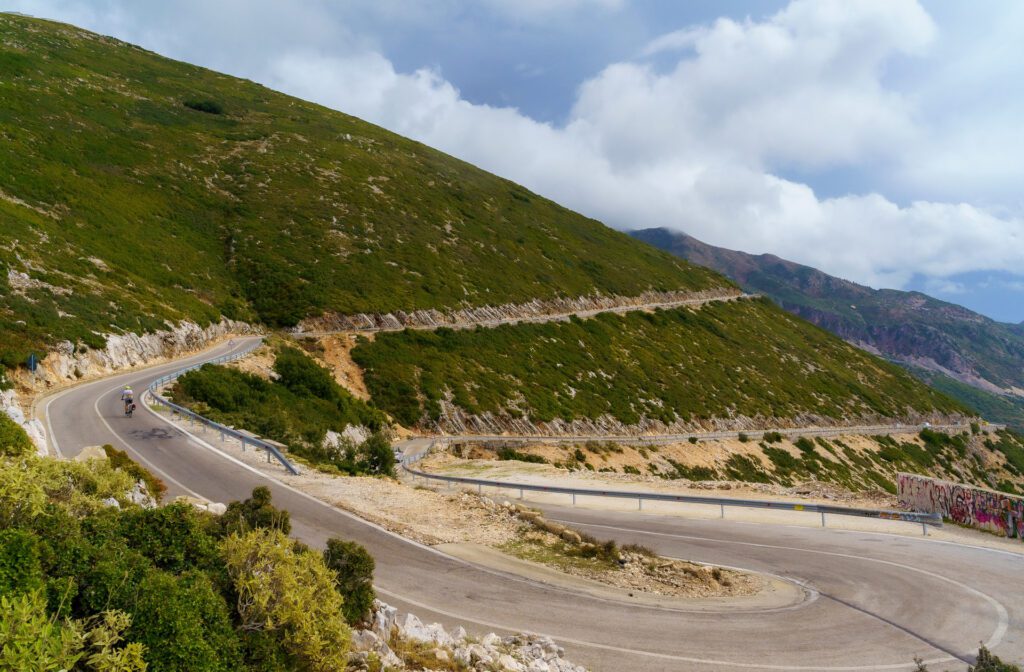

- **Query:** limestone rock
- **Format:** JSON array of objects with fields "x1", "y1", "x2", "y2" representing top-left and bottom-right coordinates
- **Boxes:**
[{"x1": 74, "y1": 445, "x2": 109, "y2": 462}]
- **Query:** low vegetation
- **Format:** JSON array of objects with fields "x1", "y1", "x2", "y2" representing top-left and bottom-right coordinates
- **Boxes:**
[
  {"x1": 354, "y1": 298, "x2": 965, "y2": 429},
  {"x1": 172, "y1": 346, "x2": 395, "y2": 476},
  {"x1": 0, "y1": 420, "x2": 377, "y2": 671},
  {"x1": 463, "y1": 429, "x2": 1024, "y2": 495}
]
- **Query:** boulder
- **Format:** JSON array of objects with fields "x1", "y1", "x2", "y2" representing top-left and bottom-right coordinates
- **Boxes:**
[
  {"x1": 74, "y1": 445, "x2": 109, "y2": 462},
  {"x1": 559, "y1": 530, "x2": 582, "y2": 545},
  {"x1": 206, "y1": 501, "x2": 227, "y2": 516},
  {"x1": 371, "y1": 600, "x2": 398, "y2": 640},
  {"x1": 398, "y1": 613, "x2": 452, "y2": 648}
]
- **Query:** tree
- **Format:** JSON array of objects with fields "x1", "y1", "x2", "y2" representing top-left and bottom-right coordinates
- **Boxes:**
[
  {"x1": 322, "y1": 539, "x2": 375, "y2": 625},
  {"x1": 222, "y1": 529, "x2": 351, "y2": 672},
  {"x1": 221, "y1": 487, "x2": 291, "y2": 536},
  {"x1": 358, "y1": 432, "x2": 395, "y2": 477}
]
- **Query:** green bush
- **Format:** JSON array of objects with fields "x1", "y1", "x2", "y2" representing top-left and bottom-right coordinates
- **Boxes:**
[
  {"x1": 183, "y1": 99, "x2": 224, "y2": 114},
  {"x1": 793, "y1": 437, "x2": 816, "y2": 454},
  {"x1": 221, "y1": 487, "x2": 291, "y2": 537},
  {"x1": 323, "y1": 538, "x2": 375, "y2": 626},
  {"x1": 0, "y1": 413, "x2": 33, "y2": 457},
  {"x1": 116, "y1": 503, "x2": 221, "y2": 574},
  {"x1": 496, "y1": 448, "x2": 547, "y2": 464},
  {"x1": 101, "y1": 444, "x2": 167, "y2": 502},
  {"x1": 0, "y1": 529, "x2": 43, "y2": 596},
  {"x1": 762, "y1": 431, "x2": 783, "y2": 444}
]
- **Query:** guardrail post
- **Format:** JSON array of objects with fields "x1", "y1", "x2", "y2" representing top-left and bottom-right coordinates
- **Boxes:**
[
  {"x1": 638, "y1": 498, "x2": 643, "y2": 511},
  {"x1": 921, "y1": 522, "x2": 927, "y2": 536},
  {"x1": 478, "y1": 483, "x2": 482, "y2": 495},
  {"x1": 572, "y1": 493, "x2": 576, "y2": 506},
  {"x1": 241, "y1": 438, "x2": 246, "y2": 452},
  {"x1": 720, "y1": 503, "x2": 725, "y2": 519},
  {"x1": 821, "y1": 512, "x2": 826, "y2": 527},
  {"x1": 519, "y1": 488, "x2": 524, "y2": 500}
]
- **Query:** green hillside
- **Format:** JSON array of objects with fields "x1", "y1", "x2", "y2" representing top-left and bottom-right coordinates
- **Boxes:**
[
  {"x1": 911, "y1": 369, "x2": 1024, "y2": 432},
  {"x1": 0, "y1": 13, "x2": 722, "y2": 371},
  {"x1": 351, "y1": 298, "x2": 967, "y2": 429},
  {"x1": 632, "y1": 228, "x2": 1024, "y2": 398}
]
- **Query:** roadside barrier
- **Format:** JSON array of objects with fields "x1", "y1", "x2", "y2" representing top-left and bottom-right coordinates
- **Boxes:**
[
  {"x1": 402, "y1": 445, "x2": 942, "y2": 534},
  {"x1": 146, "y1": 339, "x2": 300, "y2": 475}
]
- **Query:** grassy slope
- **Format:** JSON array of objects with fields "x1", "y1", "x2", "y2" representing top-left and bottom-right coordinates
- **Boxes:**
[
  {"x1": 352, "y1": 298, "x2": 967, "y2": 429},
  {"x1": 465, "y1": 429, "x2": 1024, "y2": 496},
  {"x1": 631, "y1": 228, "x2": 1024, "y2": 394},
  {"x1": 911, "y1": 369, "x2": 1024, "y2": 432},
  {"x1": 0, "y1": 14, "x2": 722, "y2": 368}
]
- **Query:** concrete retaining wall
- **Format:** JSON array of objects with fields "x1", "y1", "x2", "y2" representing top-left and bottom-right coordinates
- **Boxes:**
[{"x1": 898, "y1": 473, "x2": 1023, "y2": 540}]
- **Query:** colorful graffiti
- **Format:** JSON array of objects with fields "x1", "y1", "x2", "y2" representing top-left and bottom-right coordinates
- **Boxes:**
[{"x1": 898, "y1": 473, "x2": 1024, "y2": 540}]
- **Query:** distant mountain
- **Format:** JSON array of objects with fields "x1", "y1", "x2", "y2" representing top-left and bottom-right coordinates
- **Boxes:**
[{"x1": 632, "y1": 228, "x2": 1024, "y2": 428}]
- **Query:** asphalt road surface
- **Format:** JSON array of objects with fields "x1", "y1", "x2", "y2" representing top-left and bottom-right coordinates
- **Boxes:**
[{"x1": 39, "y1": 337, "x2": 1024, "y2": 671}]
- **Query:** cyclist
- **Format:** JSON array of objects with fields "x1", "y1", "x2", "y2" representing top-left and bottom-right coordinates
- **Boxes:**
[{"x1": 121, "y1": 386, "x2": 134, "y2": 417}]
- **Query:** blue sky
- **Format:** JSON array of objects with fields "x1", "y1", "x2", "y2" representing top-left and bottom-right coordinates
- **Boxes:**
[{"x1": 7, "y1": 0, "x2": 1024, "y2": 322}]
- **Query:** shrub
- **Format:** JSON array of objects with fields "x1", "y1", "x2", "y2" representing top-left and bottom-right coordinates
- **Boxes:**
[
  {"x1": 123, "y1": 569, "x2": 242, "y2": 672},
  {"x1": 496, "y1": 448, "x2": 547, "y2": 464},
  {"x1": 116, "y1": 502, "x2": 220, "y2": 574},
  {"x1": 0, "y1": 590, "x2": 82, "y2": 670},
  {"x1": 0, "y1": 413, "x2": 33, "y2": 457},
  {"x1": 0, "y1": 529, "x2": 43, "y2": 596},
  {"x1": 323, "y1": 539, "x2": 375, "y2": 626},
  {"x1": 101, "y1": 444, "x2": 166, "y2": 502},
  {"x1": 688, "y1": 436, "x2": 698, "y2": 444},
  {"x1": 221, "y1": 487, "x2": 291, "y2": 536},
  {"x1": 357, "y1": 432, "x2": 395, "y2": 477},
  {"x1": 763, "y1": 431, "x2": 783, "y2": 444},
  {"x1": 183, "y1": 99, "x2": 223, "y2": 114},
  {"x1": 737, "y1": 432, "x2": 750, "y2": 443},
  {"x1": 793, "y1": 437, "x2": 816, "y2": 454},
  {"x1": 222, "y1": 529, "x2": 351, "y2": 672}
]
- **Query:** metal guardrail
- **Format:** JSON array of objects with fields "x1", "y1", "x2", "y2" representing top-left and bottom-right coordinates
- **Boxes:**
[
  {"x1": 401, "y1": 445, "x2": 943, "y2": 533},
  {"x1": 146, "y1": 340, "x2": 300, "y2": 475}
]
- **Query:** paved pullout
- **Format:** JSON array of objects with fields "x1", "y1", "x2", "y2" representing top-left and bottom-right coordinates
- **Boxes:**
[{"x1": 39, "y1": 337, "x2": 1024, "y2": 671}]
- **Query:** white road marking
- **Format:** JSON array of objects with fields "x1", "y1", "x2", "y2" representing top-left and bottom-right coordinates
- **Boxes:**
[{"x1": 91, "y1": 382, "x2": 203, "y2": 499}]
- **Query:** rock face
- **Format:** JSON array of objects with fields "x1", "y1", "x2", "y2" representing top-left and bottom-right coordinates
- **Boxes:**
[
  {"x1": 34, "y1": 318, "x2": 256, "y2": 387},
  {"x1": 433, "y1": 401, "x2": 963, "y2": 437},
  {"x1": 297, "y1": 288, "x2": 739, "y2": 334},
  {"x1": 348, "y1": 600, "x2": 587, "y2": 672},
  {"x1": 0, "y1": 389, "x2": 47, "y2": 456}
]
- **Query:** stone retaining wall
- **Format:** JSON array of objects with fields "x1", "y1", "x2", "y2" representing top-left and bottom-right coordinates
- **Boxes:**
[{"x1": 898, "y1": 472, "x2": 1023, "y2": 540}]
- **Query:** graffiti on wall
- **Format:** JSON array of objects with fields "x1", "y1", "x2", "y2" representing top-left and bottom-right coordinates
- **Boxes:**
[{"x1": 898, "y1": 473, "x2": 1024, "y2": 540}]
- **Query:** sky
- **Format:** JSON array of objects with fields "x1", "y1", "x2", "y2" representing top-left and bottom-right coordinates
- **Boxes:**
[{"x1": 7, "y1": 0, "x2": 1024, "y2": 323}]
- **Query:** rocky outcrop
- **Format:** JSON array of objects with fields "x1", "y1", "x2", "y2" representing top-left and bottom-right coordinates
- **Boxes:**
[
  {"x1": 324, "y1": 425, "x2": 371, "y2": 449},
  {"x1": 432, "y1": 400, "x2": 967, "y2": 437},
  {"x1": 297, "y1": 288, "x2": 741, "y2": 334},
  {"x1": 1, "y1": 388, "x2": 47, "y2": 456},
  {"x1": 348, "y1": 600, "x2": 587, "y2": 672},
  {"x1": 32, "y1": 318, "x2": 257, "y2": 386}
]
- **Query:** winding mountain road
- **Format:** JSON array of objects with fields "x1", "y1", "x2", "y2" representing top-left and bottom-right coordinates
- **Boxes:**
[{"x1": 38, "y1": 337, "x2": 1024, "y2": 671}]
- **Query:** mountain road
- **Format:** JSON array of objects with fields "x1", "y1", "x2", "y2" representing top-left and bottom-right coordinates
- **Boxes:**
[{"x1": 37, "y1": 337, "x2": 1024, "y2": 671}]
